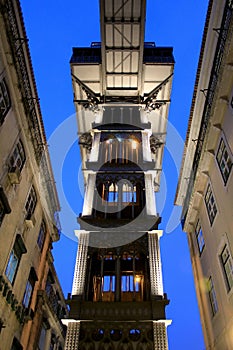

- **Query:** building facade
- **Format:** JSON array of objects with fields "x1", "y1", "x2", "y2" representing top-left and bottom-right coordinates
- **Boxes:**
[
  {"x1": 63, "y1": 1, "x2": 174, "y2": 349},
  {"x1": 0, "y1": 1, "x2": 67, "y2": 349},
  {"x1": 175, "y1": 0, "x2": 233, "y2": 349}
]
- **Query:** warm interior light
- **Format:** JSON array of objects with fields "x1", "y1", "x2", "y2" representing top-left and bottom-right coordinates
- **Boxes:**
[{"x1": 135, "y1": 275, "x2": 141, "y2": 283}]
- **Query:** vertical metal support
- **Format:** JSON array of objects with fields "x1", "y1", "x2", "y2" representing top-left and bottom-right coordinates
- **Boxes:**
[
  {"x1": 142, "y1": 131, "x2": 152, "y2": 162},
  {"x1": 115, "y1": 251, "x2": 121, "y2": 301},
  {"x1": 133, "y1": 254, "x2": 136, "y2": 300},
  {"x1": 64, "y1": 321, "x2": 80, "y2": 350},
  {"x1": 148, "y1": 230, "x2": 163, "y2": 296},
  {"x1": 72, "y1": 231, "x2": 89, "y2": 296},
  {"x1": 131, "y1": 185, "x2": 135, "y2": 218},
  {"x1": 85, "y1": 256, "x2": 92, "y2": 300},
  {"x1": 82, "y1": 173, "x2": 96, "y2": 216},
  {"x1": 89, "y1": 131, "x2": 100, "y2": 162},
  {"x1": 153, "y1": 321, "x2": 171, "y2": 350},
  {"x1": 117, "y1": 182, "x2": 123, "y2": 218},
  {"x1": 145, "y1": 173, "x2": 156, "y2": 215},
  {"x1": 104, "y1": 183, "x2": 109, "y2": 219},
  {"x1": 100, "y1": 255, "x2": 104, "y2": 301}
]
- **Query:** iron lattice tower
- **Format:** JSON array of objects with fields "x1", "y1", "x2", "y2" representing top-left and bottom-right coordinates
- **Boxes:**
[{"x1": 63, "y1": 1, "x2": 174, "y2": 349}]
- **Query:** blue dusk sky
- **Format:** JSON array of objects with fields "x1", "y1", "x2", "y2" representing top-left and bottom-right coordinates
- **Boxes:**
[{"x1": 20, "y1": 1, "x2": 209, "y2": 349}]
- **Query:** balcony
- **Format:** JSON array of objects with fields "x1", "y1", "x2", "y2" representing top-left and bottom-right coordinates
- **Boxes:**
[
  {"x1": 67, "y1": 299, "x2": 169, "y2": 321},
  {"x1": 37, "y1": 289, "x2": 66, "y2": 333}
]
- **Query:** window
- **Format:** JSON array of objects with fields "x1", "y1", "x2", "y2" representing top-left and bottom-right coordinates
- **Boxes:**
[
  {"x1": 195, "y1": 221, "x2": 205, "y2": 254},
  {"x1": 103, "y1": 275, "x2": 115, "y2": 292},
  {"x1": 45, "y1": 271, "x2": 55, "y2": 295},
  {"x1": 5, "y1": 234, "x2": 27, "y2": 284},
  {"x1": 207, "y1": 277, "x2": 218, "y2": 316},
  {"x1": 205, "y1": 184, "x2": 217, "y2": 225},
  {"x1": 0, "y1": 187, "x2": 11, "y2": 227},
  {"x1": 9, "y1": 139, "x2": 26, "y2": 172},
  {"x1": 25, "y1": 186, "x2": 37, "y2": 220},
  {"x1": 129, "y1": 329, "x2": 141, "y2": 341},
  {"x1": 38, "y1": 319, "x2": 50, "y2": 350},
  {"x1": 100, "y1": 132, "x2": 141, "y2": 164},
  {"x1": 22, "y1": 267, "x2": 38, "y2": 308},
  {"x1": 0, "y1": 196, "x2": 5, "y2": 227},
  {"x1": 37, "y1": 221, "x2": 46, "y2": 250},
  {"x1": 220, "y1": 245, "x2": 233, "y2": 292},
  {"x1": 23, "y1": 280, "x2": 33, "y2": 308},
  {"x1": 5, "y1": 250, "x2": 19, "y2": 284},
  {"x1": 121, "y1": 275, "x2": 140, "y2": 292},
  {"x1": 50, "y1": 334, "x2": 57, "y2": 350},
  {"x1": 0, "y1": 78, "x2": 11, "y2": 125},
  {"x1": 103, "y1": 182, "x2": 137, "y2": 204},
  {"x1": 216, "y1": 138, "x2": 232, "y2": 184},
  {"x1": 11, "y1": 337, "x2": 23, "y2": 350},
  {"x1": 122, "y1": 183, "x2": 137, "y2": 203}
]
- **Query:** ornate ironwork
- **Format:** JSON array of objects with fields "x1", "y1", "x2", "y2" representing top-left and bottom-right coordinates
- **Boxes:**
[
  {"x1": 72, "y1": 73, "x2": 100, "y2": 112},
  {"x1": 143, "y1": 73, "x2": 173, "y2": 112},
  {"x1": 148, "y1": 232, "x2": 163, "y2": 296},
  {"x1": 150, "y1": 136, "x2": 163, "y2": 154},
  {"x1": 78, "y1": 132, "x2": 93, "y2": 152}
]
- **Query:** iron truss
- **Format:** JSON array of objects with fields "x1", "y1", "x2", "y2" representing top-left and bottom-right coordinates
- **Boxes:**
[{"x1": 72, "y1": 72, "x2": 173, "y2": 112}]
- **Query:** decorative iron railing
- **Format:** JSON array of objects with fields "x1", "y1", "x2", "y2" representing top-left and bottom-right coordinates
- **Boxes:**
[
  {"x1": 2, "y1": 0, "x2": 44, "y2": 162},
  {"x1": 1, "y1": 1, "x2": 61, "y2": 228},
  {"x1": 182, "y1": 0, "x2": 233, "y2": 225}
]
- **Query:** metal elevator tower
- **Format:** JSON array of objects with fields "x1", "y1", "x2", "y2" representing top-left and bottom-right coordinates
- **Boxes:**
[{"x1": 63, "y1": 1, "x2": 174, "y2": 349}]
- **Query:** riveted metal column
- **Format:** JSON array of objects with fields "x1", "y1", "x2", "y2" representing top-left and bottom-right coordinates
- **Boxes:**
[
  {"x1": 89, "y1": 131, "x2": 100, "y2": 162},
  {"x1": 115, "y1": 250, "x2": 121, "y2": 301},
  {"x1": 82, "y1": 173, "x2": 96, "y2": 216},
  {"x1": 72, "y1": 231, "x2": 89, "y2": 296},
  {"x1": 145, "y1": 173, "x2": 156, "y2": 216},
  {"x1": 148, "y1": 230, "x2": 163, "y2": 296},
  {"x1": 64, "y1": 321, "x2": 80, "y2": 350},
  {"x1": 153, "y1": 321, "x2": 172, "y2": 350}
]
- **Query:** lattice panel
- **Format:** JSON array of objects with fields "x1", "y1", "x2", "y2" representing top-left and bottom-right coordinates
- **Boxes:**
[
  {"x1": 153, "y1": 322, "x2": 168, "y2": 350},
  {"x1": 72, "y1": 232, "x2": 89, "y2": 295},
  {"x1": 148, "y1": 232, "x2": 163, "y2": 296},
  {"x1": 64, "y1": 321, "x2": 80, "y2": 350}
]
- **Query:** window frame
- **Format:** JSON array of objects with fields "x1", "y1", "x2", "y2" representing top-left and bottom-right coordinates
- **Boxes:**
[
  {"x1": 0, "y1": 187, "x2": 11, "y2": 227},
  {"x1": 103, "y1": 275, "x2": 116, "y2": 292},
  {"x1": 38, "y1": 320, "x2": 50, "y2": 350},
  {"x1": 0, "y1": 197, "x2": 6, "y2": 227},
  {"x1": 22, "y1": 267, "x2": 38, "y2": 308},
  {"x1": 5, "y1": 234, "x2": 27, "y2": 285},
  {"x1": 195, "y1": 220, "x2": 205, "y2": 255},
  {"x1": 207, "y1": 276, "x2": 218, "y2": 317},
  {"x1": 37, "y1": 220, "x2": 46, "y2": 251},
  {"x1": 25, "y1": 186, "x2": 37, "y2": 220},
  {"x1": 22, "y1": 279, "x2": 33, "y2": 308},
  {"x1": 11, "y1": 337, "x2": 23, "y2": 350},
  {"x1": 220, "y1": 244, "x2": 233, "y2": 292},
  {"x1": 0, "y1": 77, "x2": 11, "y2": 125},
  {"x1": 216, "y1": 138, "x2": 232, "y2": 185},
  {"x1": 204, "y1": 184, "x2": 217, "y2": 226},
  {"x1": 5, "y1": 249, "x2": 19, "y2": 284},
  {"x1": 9, "y1": 139, "x2": 26, "y2": 172}
]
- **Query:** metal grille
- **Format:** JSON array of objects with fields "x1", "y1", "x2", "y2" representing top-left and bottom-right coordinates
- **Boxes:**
[
  {"x1": 153, "y1": 322, "x2": 168, "y2": 350},
  {"x1": 148, "y1": 232, "x2": 163, "y2": 296},
  {"x1": 72, "y1": 232, "x2": 89, "y2": 296},
  {"x1": 64, "y1": 321, "x2": 80, "y2": 350}
]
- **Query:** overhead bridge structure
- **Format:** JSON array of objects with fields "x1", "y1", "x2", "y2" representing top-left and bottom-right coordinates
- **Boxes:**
[{"x1": 63, "y1": 1, "x2": 174, "y2": 349}]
